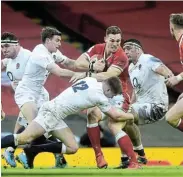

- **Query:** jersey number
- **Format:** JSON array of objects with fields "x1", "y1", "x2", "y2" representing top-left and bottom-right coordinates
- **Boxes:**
[
  {"x1": 72, "y1": 81, "x2": 89, "y2": 93},
  {"x1": 7, "y1": 71, "x2": 14, "y2": 81}
]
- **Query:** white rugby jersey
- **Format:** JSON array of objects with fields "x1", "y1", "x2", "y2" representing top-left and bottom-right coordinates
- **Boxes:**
[
  {"x1": 1, "y1": 47, "x2": 31, "y2": 90},
  {"x1": 42, "y1": 77, "x2": 112, "y2": 120},
  {"x1": 18, "y1": 44, "x2": 67, "y2": 93},
  {"x1": 128, "y1": 54, "x2": 168, "y2": 108}
]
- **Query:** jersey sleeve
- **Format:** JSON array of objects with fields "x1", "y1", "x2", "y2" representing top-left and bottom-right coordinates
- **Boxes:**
[
  {"x1": 32, "y1": 55, "x2": 54, "y2": 69},
  {"x1": 1, "y1": 58, "x2": 10, "y2": 67},
  {"x1": 84, "y1": 45, "x2": 97, "y2": 61},
  {"x1": 148, "y1": 56, "x2": 163, "y2": 71},
  {"x1": 111, "y1": 53, "x2": 129, "y2": 72},
  {"x1": 96, "y1": 93, "x2": 112, "y2": 113},
  {"x1": 52, "y1": 50, "x2": 68, "y2": 64}
]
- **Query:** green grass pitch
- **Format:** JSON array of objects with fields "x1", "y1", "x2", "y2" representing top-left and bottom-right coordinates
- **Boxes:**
[{"x1": 1, "y1": 166, "x2": 183, "y2": 177}]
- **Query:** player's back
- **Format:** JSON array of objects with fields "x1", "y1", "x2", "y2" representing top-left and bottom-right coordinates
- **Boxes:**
[
  {"x1": 20, "y1": 44, "x2": 54, "y2": 92},
  {"x1": 44, "y1": 77, "x2": 109, "y2": 120},
  {"x1": 2, "y1": 47, "x2": 31, "y2": 90},
  {"x1": 129, "y1": 54, "x2": 168, "y2": 107}
]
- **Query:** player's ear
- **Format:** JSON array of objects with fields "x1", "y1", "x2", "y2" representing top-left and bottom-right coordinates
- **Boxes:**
[{"x1": 45, "y1": 38, "x2": 50, "y2": 43}]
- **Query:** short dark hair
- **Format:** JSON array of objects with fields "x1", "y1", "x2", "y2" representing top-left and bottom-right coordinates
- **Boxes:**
[
  {"x1": 106, "y1": 76, "x2": 122, "y2": 94},
  {"x1": 123, "y1": 38, "x2": 143, "y2": 49},
  {"x1": 170, "y1": 13, "x2": 183, "y2": 29},
  {"x1": 1, "y1": 32, "x2": 18, "y2": 42},
  {"x1": 106, "y1": 26, "x2": 122, "y2": 36},
  {"x1": 41, "y1": 26, "x2": 62, "y2": 43}
]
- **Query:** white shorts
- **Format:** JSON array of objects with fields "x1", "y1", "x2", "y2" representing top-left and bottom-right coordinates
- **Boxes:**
[
  {"x1": 15, "y1": 86, "x2": 49, "y2": 109},
  {"x1": 34, "y1": 103, "x2": 68, "y2": 133},
  {"x1": 131, "y1": 103, "x2": 167, "y2": 125}
]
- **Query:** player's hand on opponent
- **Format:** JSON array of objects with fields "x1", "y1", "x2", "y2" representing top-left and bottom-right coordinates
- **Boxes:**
[
  {"x1": 93, "y1": 60, "x2": 105, "y2": 72},
  {"x1": 70, "y1": 72, "x2": 86, "y2": 83},
  {"x1": 165, "y1": 75, "x2": 181, "y2": 87},
  {"x1": 1, "y1": 109, "x2": 6, "y2": 121}
]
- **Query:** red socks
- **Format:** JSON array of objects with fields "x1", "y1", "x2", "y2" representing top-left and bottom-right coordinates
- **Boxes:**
[
  {"x1": 87, "y1": 124, "x2": 102, "y2": 156},
  {"x1": 116, "y1": 131, "x2": 137, "y2": 163}
]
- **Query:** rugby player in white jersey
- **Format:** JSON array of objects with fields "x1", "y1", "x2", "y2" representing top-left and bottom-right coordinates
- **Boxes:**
[
  {"x1": 2, "y1": 76, "x2": 141, "y2": 169},
  {"x1": 116, "y1": 39, "x2": 174, "y2": 168},
  {"x1": 1, "y1": 32, "x2": 67, "y2": 168},
  {"x1": 165, "y1": 13, "x2": 183, "y2": 132}
]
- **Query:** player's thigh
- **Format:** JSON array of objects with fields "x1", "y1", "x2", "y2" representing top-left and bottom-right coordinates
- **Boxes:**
[
  {"x1": 87, "y1": 106, "x2": 102, "y2": 123},
  {"x1": 17, "y1": 120, "x2": 46, "y2": 144},
  {"x1": 107, "y1": 118, "x2": 126, "y2": 135},
  {"x1": 51, "y1": 126, "x2": 78, "y2": 149},
  {"x1": 166, "y1": 98, "x2": 183, "y2": 121},
  {"x1": 20, "y1": 102, "x2": 38, "y2": 123},
  {"x1": 37, "y1": 88, "x2": 49, "y2": 109}
]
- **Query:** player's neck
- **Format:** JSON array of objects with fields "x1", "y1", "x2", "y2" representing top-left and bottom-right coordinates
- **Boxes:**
[
  {"x1": 133, "y1": 53, "x2": 143, "y2": 65},
  {"x1": 175, "y1": 30, "x2": 183, "y2": 42},
  {"x1": 104, "y1": 49, "x2": 111, "y2": 59},
  {"x1": 12, "y1": 46, "x2": 21, "y2": 59}
]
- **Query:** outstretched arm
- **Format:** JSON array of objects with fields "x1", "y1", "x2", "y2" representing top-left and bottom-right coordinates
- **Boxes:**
[
  {"x1": 104, "y1": 107, "x2": 134, "y2": 122},
  {"x1": 47, "y1": 63, "x2": 75, "y2": 78}
]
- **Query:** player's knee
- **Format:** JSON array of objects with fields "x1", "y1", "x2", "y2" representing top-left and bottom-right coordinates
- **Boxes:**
[{"x1": 70, "y1": 143, "x2": 79, "y2": 154}]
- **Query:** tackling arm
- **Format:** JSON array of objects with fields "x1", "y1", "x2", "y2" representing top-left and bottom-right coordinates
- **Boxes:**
[
  {"x1": 89, "y1": 67, "x2": 122, "y2": 82},
  {"x1": 47, "y1": 63, "x2": 75, "y2": 78},
  {"x1": 104, "y1": 107, "x2": 134, "y2": 122}
]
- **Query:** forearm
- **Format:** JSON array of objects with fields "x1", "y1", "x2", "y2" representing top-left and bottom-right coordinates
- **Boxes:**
[
  {"x1": 155, "y1": 64, "x2": 174, "y2": 78},
  {"x1": 90, "y1": 72, "x2": 116, "y2": 82},
  {"x1": 75, "y1": 54, "x2": 90, "y2": 71},
  {"x1": 63, "y1": 59, "x2": 76, "y2": 70},
  {"x1": 112, "y1": 112, "x2": 134, "y2": 122},
  {"x1": 59, "y1": 69, "x2": 75, "y2": 77}
]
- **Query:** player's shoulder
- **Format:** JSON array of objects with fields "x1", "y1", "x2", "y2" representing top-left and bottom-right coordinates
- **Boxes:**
[
  {"x1": 114, "y1": 47, "x2": 128, "y2": 60},
  {"x1": 21, "y1": 48, "x2": 31, "y2": 55},
  {"x1": 94, "y1": 43, "x2": 105, "y2": 49},
  {"x1": 82, "y1": 77, "x2": 98, "y2": 84},
  {"x1": 20, "y1": 47, "x2": 32, "y2": 59},
  {"x1": 32, "y1": 44, "x2": 46, "y2": 54},
  {"x1": 146, "y1": 54, "x2": 162, "y2": 63}
]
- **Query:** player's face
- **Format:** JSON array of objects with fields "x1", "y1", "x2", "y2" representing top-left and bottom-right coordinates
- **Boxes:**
[
  {"x1": 105, "y1": 34, "x2": 121, "y2": 53},
  {"x1": 47, "y1": 35, "x2": 61, "y2": 53},
  {"x1": 102, "y1": 82, "x2": 115, "y2": 98},
  {"x1": 123, "y1": 45, "x2": 138, "y2": 62},
  {"x1": 169, "y1": 22, "x2": 176, "y2": 39},
  {"x1": 1, "y1": 44, "x2": 17, "y2": 58}
]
